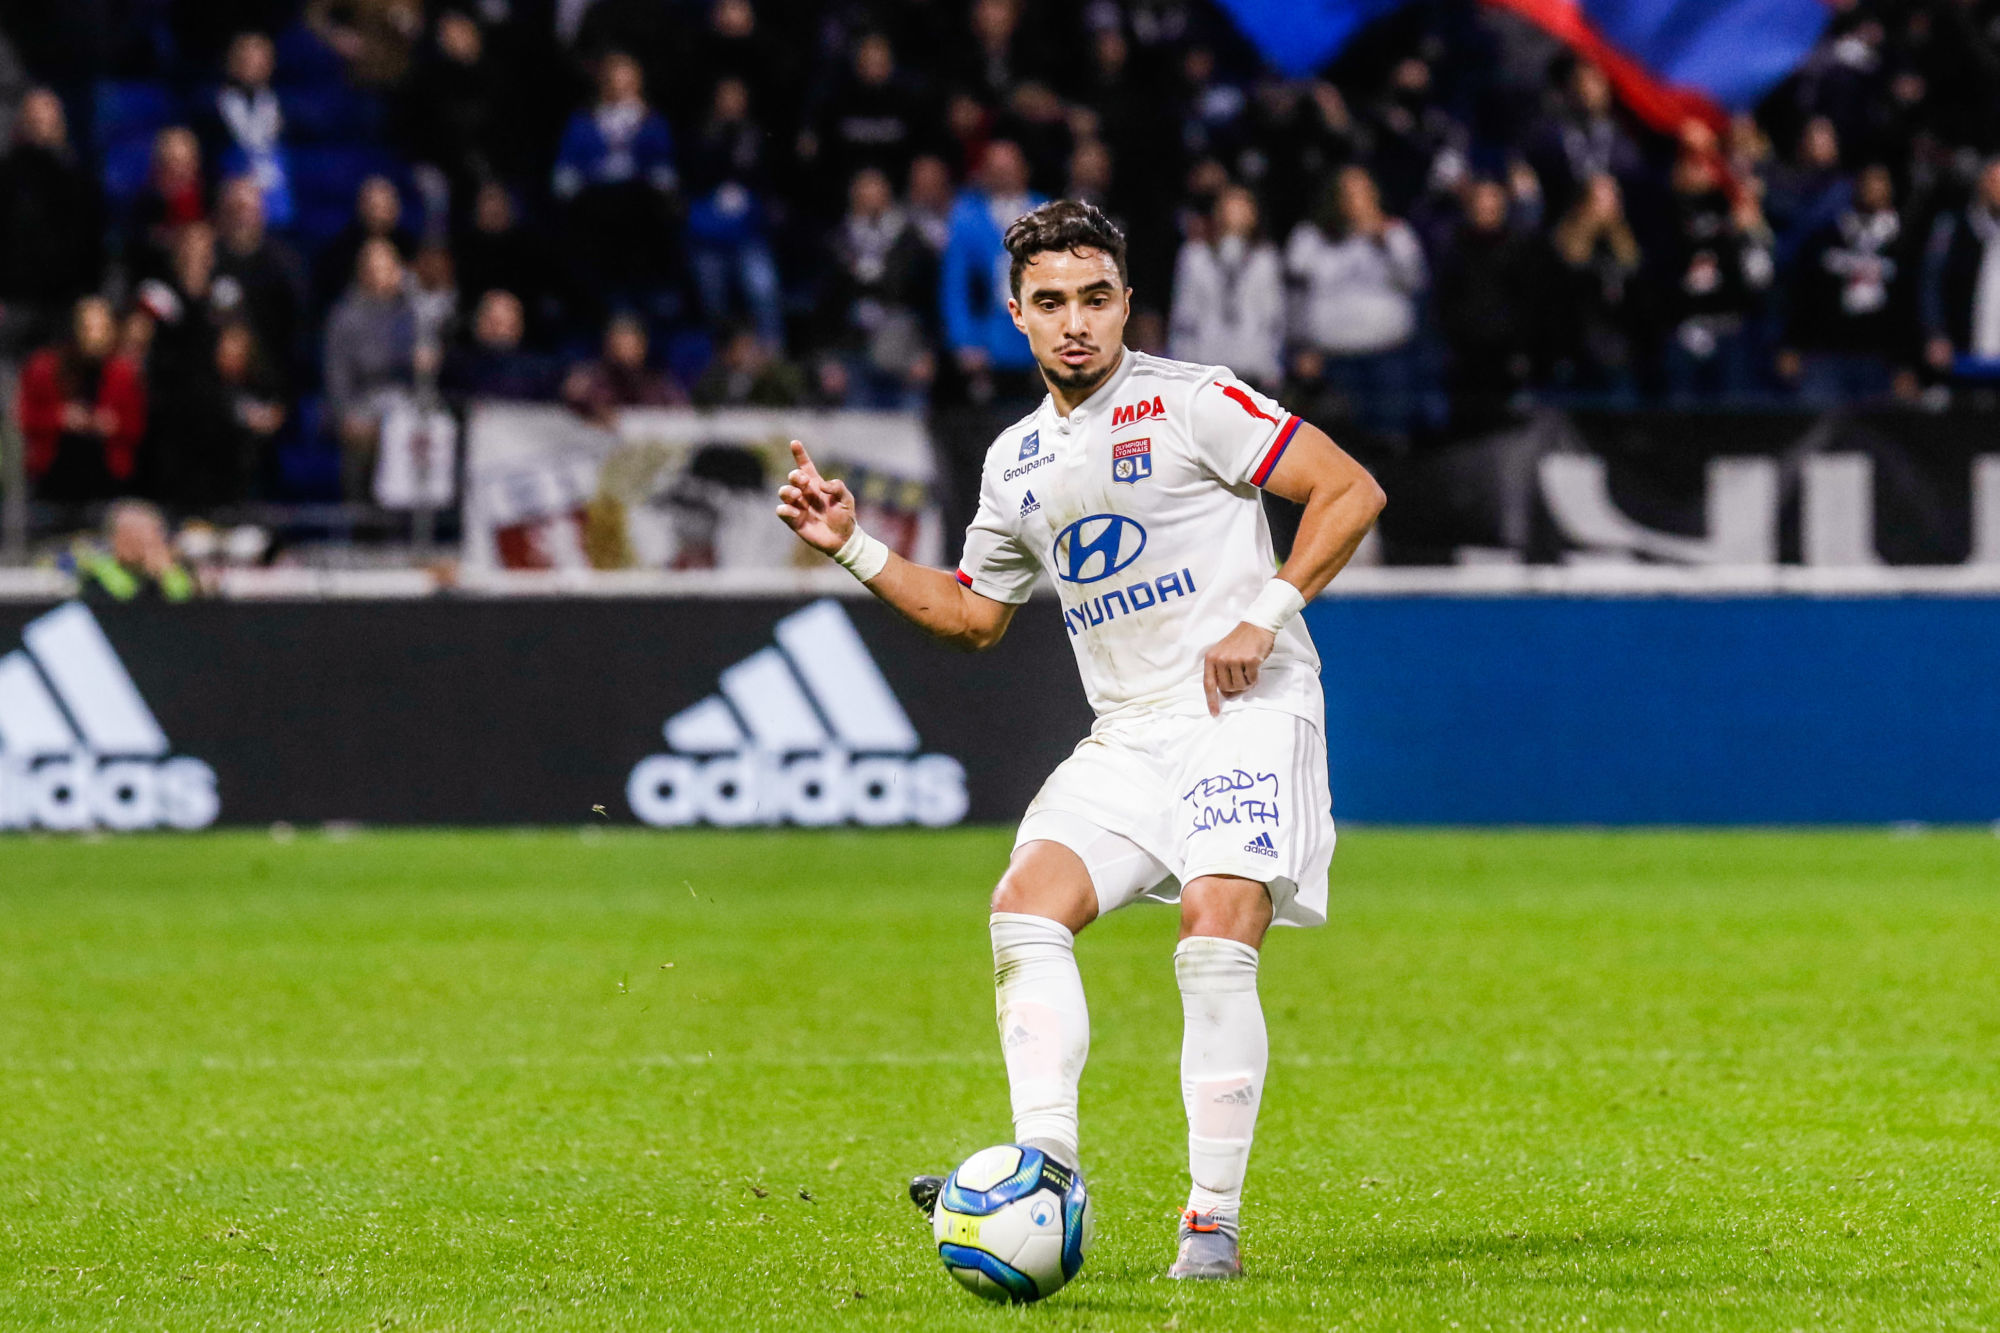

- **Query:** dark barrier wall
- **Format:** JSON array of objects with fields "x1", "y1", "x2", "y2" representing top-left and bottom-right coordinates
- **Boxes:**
[
  {"x1": 0, "y1": 598, "x2": 1094, "y2": 829},
  {"x1": 1, "y1": 596, "x2": 1995, "y2": 828}
]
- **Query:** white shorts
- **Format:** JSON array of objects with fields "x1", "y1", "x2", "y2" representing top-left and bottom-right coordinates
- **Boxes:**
[{"x1": 1013, "y1": 707, "x2": 1336, "y2": 928}]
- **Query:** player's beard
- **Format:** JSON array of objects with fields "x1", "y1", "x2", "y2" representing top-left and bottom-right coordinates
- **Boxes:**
[{"x1": 1039, "y1": 343, "x2": 1118, "y2": 396}]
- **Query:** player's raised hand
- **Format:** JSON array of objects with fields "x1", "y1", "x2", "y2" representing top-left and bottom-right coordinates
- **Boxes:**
[
  {"x1": 1201, "y1": 623, "x2": 1278, "y2": 716},
  {"x1": 775, "y1": 439, "x2": 857, "y2": 555}
]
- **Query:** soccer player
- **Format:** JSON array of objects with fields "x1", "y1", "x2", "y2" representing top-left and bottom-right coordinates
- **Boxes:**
[{"x1": 775, "y1": 200, "x2": 1385, "y2": 1279}]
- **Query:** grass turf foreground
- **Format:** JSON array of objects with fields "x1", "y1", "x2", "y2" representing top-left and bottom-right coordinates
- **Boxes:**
[{"x1": 2, "y1": 829, "x2": 1997, "y2": 1331}]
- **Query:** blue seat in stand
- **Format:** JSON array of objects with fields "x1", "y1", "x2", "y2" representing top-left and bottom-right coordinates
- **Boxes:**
[{"x1": 94, "y1": 81, "x2": 178, "y2": 152}]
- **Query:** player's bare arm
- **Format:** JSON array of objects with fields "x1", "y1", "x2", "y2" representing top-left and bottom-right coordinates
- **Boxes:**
[
  {"x1": 775, "y1": 439, "x2": 1017, "y2": 651},
  {"x1": 1199, "y1": 425, "x2": 1385, "y2": 715}
]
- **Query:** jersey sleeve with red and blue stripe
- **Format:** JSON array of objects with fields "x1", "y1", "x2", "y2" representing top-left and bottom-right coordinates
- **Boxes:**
[
  {"x1": 1189, "y1": 372, "x2": 1302, "y2": 490},
  {"x1": 954, "y1": 464, "x2": 1040, "y2": 604}
]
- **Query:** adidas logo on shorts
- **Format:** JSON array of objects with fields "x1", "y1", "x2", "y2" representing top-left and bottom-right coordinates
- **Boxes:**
[
  {"x1": 625, "y1": 599, "x2": 968, "y2": 829},
  {"x1": 0, "y1": 602, "x2": 219, "y2": 831},
  {"x1": 1244, "y1": 831, "x2": 1278, "y2": 857}
]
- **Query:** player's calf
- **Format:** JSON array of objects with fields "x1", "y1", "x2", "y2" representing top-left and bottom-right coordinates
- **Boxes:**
[{"x1": 1174, "y1": 925, "x2": 1267, "y2": 1272}]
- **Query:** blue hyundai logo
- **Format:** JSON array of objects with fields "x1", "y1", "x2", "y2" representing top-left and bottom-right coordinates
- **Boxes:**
[{"x1": 1052, "y1": 514, "x2": 1146, "y2": 584}]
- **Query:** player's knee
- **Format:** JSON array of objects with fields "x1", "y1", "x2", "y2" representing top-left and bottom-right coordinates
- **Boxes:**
[
  {"x1": 989, "y1": 873, "x2": 1084, "y2": 925},
  {"x1": 989, "y1": 875, "x2": 1033, "y2": 916},
  {"x1": 1179, "y1": 875, "x2": 1273, "y2": 945},
  {"x1": 991, "y1": 843, "x2": 1098, "y2": 932}
]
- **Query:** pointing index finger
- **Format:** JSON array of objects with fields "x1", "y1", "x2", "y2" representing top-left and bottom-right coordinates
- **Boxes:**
[{"x1": 789, "y1": 440, "x2": 824, "y2": 488}]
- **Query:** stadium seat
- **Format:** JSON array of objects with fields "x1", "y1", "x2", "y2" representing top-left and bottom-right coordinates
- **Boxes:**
[
  {"x1": 277, "y1": 396, "x2": 344, "y2": 501},
  {"x1": 281, "y1": 84, "x2": 385, "y2": 145},
  {"x1": 271, "y1": 22, "x2": 347, "y2": 87},
  {"x1": 289, "y1": 144, "x2": 403, "y2": 210},
  {"x1": 664, "y1": 329, "x2": 716, "y2": 389},
  {"x1": 93, "y1": 80, "x2": 177, "y2": 153},
  {"x1": 100, "y1": 137, "x2": 158, "y2": 205}
]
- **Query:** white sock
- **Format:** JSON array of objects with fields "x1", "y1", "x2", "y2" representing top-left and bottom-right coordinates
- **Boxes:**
[
  {"x1": 1176, "y1": 936, "x2": 1266, "y2": 1217},
  {"x1": 991, "y1": 911, "x2": 1089, "y2": 1166}
]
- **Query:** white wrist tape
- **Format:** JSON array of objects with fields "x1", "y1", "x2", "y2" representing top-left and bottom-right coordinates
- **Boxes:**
[
  {"x1": 831, "y1": 526, "x2": 890, "y2": 583},
  {"x1": 1240, "y1": 577, "x2": 1306, "y2": 635}
]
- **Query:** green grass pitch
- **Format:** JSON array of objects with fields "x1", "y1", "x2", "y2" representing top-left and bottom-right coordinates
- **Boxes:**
[{"x1": 4, "y1": 828, "x2": 1998, "y2": 1330}]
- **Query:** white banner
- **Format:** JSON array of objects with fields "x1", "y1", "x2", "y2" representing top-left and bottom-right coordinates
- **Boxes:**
[{"x1": 461, "y1": 403, "x2": 943, "y2": 573}]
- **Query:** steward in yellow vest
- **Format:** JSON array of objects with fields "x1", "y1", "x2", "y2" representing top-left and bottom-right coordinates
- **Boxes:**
[{"x1": 77, "y1": 501, "x2": 197, "y2": 604}]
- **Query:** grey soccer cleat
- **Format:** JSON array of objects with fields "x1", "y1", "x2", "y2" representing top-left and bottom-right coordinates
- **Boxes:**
[
  {"x1": 1168, "y1": 1208, "x2": 1242, "y2": 1279},
  {"x1": 909, "y1": 1174, "x2": 945, "y2": 1217}
]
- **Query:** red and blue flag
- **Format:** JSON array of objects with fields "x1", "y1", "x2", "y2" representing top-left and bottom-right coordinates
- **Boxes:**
[{"x1": 1215, "y1": 0, "x2": 1830, "y2": 132}]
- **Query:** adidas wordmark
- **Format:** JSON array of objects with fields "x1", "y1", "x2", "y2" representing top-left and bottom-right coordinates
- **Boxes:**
[
  {"x1": 0, "y1": 602, "x2": 218, "y2": 831},
  {"x1": 625, "y1": 600, "x2": 968, "y2": 828}
]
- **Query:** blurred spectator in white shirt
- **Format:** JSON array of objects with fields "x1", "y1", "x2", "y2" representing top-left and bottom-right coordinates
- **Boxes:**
[
  {"x1": 1285, "y1": 165, "x2": 1427, "y2": 357},
  {"x1": 1169, "y1": 184, "x2": 1285, "y2": 387},
  {"x1": 1285, "y1": 165, "x2": 1429, "y2": 437}
]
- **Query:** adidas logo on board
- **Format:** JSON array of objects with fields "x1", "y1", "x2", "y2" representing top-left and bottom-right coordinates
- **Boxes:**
[
  {"x1": 625, "y1": 599, "x2": 967, "y2": 828},
  {"x1": 0, "y1": 603, "x2": 218, "y2": 831}
]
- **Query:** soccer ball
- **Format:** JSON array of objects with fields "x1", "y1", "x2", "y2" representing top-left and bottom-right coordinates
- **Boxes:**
[{"x1": 932, "y1": 1143, "x2": 1091, "y2": 1303}]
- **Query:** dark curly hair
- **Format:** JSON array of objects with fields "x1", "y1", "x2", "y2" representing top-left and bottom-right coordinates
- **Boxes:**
[{"x1": 1003, "y1": 199, "x2": 1129, "y2": 298}]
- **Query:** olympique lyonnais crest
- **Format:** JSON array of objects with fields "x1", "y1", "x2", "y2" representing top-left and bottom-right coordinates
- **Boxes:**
[{"x1": 1112, "y1": 438, "x2": 1151, "y2": 485}]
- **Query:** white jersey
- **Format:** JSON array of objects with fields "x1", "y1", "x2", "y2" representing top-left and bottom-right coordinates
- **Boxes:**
[{"x1": 955, "y1": 349, "x2": 1322, "y2": 725}]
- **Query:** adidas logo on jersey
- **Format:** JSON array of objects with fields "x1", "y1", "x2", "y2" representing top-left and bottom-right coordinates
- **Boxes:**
[
  {"x1": 0, "y1": 602, "x2": 219, "y2": 831},
  {"x1": 1020, "y1": 490, "x2": 1040, "y2": 516},
  {"x1": 1244, "y1": 831, "x2": 1277, "y2": 857},
  {"x1": 625, "y1": 599, "x2": 968, "y2": 828}
]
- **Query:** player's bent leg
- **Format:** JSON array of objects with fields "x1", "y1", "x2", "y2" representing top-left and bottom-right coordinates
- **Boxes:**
[
  {"x1": 1177, "y1": 873, "x2": 1274, "y2": 947},
  {"x1": 990, "y1": 840, "x2": 1097, "y2": 1172},
  {"x1": 1170, "y1": 874, "x2": 1272, "y2": 1279},
  {"x1": 990, "y1": 839, "x2": 1100, "y2": 934},
  {"x1": 916, "y1": 841, "x2": 1130, "y2": 1220}
]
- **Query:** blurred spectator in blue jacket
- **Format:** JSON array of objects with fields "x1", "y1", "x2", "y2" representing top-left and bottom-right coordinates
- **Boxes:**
[
  {"x1": 211, "y1": 33, "x2": 296, "y2": 231},
  {"x1": 553, "y1": 49, "x2": 677, "y2": 200},
  {"x1": 554, "y1": 50, "x2": 680, "y2": 314},
  {"x1": 941, "y1": 140, "x2": 1043, "y2": 390},
  {"x1": 685, "y1": 76, "x2": 783, "y2": 349}
]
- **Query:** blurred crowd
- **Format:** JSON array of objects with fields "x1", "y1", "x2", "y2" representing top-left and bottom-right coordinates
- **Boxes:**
[{"x1": 6, "y1": 0, "x2": 2000, "y2": 526}]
